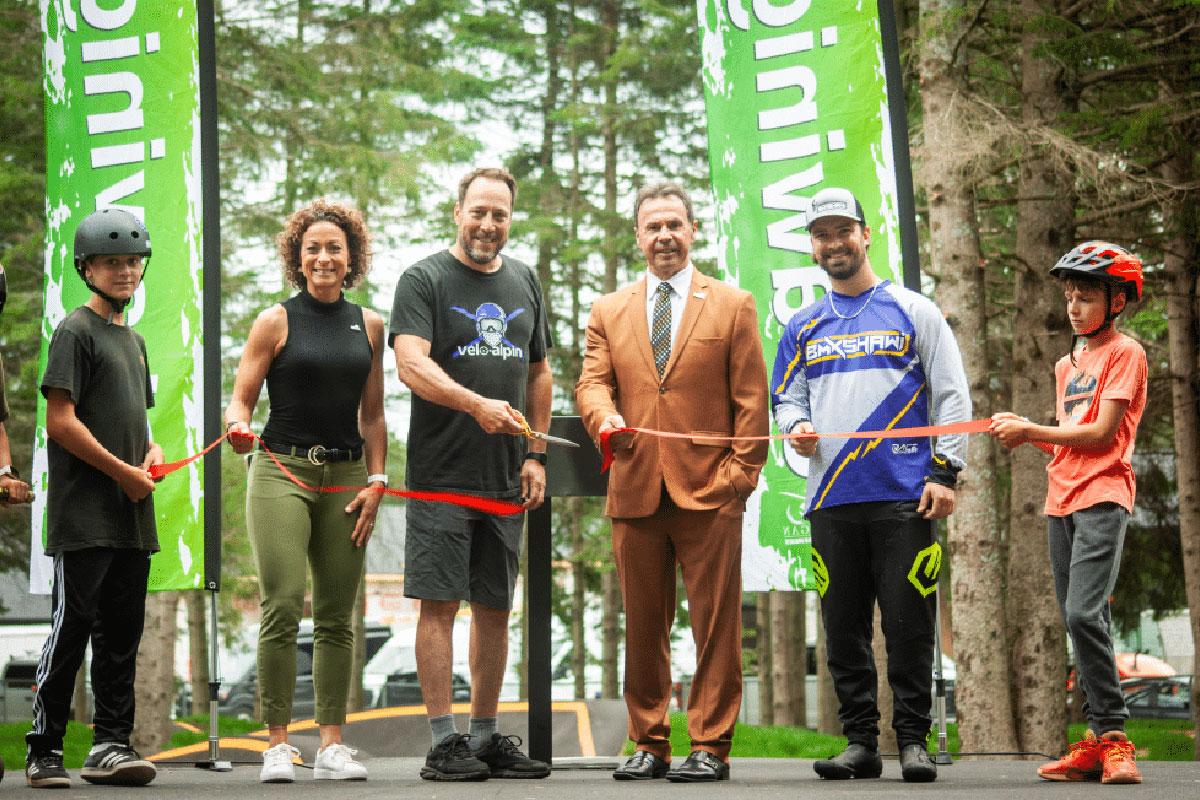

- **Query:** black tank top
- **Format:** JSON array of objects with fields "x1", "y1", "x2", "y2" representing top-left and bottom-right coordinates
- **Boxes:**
[{"x1": 261, "y1": 290, "x2": 372, "y2": 449}]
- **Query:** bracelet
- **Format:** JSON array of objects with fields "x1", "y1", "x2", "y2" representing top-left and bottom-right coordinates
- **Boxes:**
[
  {"x1": 225, "y1": 420, "x2": 242, "y2": 430},
  {"x1": 366, "y1": 473, "x2": 388, "y2": 486},
  {"x1": 524, "y1": 452, "x2": 547, "y2": 466}
]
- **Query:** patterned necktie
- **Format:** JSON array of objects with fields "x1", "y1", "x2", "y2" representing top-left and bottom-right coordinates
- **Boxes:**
[{"x1": 651, "y1": 281, "x2": 672, "y2": 378}]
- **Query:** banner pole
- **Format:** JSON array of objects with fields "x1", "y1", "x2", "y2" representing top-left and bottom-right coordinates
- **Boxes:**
[
  {"x1": 196, "y1": 0, "x2": 229, "y2": 773},
  {"x1": 931, "y1": 521, "x2": 953, "y2": 765},
  {"x1": 877, "y1": 0, "x2": 922, "y2": 292}
]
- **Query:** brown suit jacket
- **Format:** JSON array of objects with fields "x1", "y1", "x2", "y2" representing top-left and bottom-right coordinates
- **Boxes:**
[{"x1": 575, "y1": 270, "x2": 769, "y2": 518}]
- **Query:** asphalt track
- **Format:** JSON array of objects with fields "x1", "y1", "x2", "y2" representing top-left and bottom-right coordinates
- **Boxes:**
[{"x1": 13, "y1": 758, "x2": 1200, "y2": 798}]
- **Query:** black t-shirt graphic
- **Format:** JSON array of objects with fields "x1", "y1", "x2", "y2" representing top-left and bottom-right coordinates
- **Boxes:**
[{"x1": 389, "y1": 250, "x2": 548, "y2": 497}]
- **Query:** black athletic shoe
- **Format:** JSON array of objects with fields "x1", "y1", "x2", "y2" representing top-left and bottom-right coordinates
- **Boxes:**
[
  {"x1": 420, "y1": 733, "x2": 491, "y2": 781},
  {"x1": 474, "y1": 733, "x2": 551, "y2": 779},
  {"x1": 25, "y1": 751, "x2": 71, "y2": 789},
  {"x1": 80, "y1": 743, "x2": 157, "y2": 786}
]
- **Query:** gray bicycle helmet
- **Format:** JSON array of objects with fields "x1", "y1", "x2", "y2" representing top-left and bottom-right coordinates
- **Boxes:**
[{"x1": 72, "y1": 208, "x2": 152, "y2": 313}]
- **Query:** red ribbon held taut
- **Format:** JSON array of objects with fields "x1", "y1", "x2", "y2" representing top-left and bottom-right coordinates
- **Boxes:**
[
  {"x1": 150, "y1": 432, "x2": 524, "y2": 516},
  {"x1": 598, "y1": 418, "x2": 993, "y2": 472}
]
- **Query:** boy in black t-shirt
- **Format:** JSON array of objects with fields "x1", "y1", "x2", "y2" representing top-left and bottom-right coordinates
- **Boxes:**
[{"x1": 25, "y1": 209, "x2": 162, "y2": 789}]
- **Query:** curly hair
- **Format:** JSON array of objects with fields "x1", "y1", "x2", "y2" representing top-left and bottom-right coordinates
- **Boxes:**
[{"x1": 277, "y1": 199, "x2": 371, "y2": 290}]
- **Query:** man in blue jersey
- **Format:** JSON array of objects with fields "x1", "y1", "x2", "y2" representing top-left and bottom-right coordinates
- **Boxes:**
[{"x1": 772, "y1": 188, "x2": 971, "y2": 783}]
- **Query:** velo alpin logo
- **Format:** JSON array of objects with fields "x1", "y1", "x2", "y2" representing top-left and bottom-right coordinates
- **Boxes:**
[{"x1": 908, "y1": 542, "x2": 942, "y2": 597}]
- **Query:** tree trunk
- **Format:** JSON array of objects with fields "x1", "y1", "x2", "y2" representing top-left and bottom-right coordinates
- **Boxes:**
[
  {"x1": 186, "y1": 590, "x2": 210, "y2": 716},
  {"x1": 769, "y1": 592, "x2": 795, "y2": 725},
  {"x1": 599, "y1": 0, "x2": 619, "y2": 296},
  {"x1": 1162, "y1": 150, "x2": 1200, "y2": 758},
  {"x1": 132, "y1": 591, "x2": 179, "y2": 755},
  {"x1": 873, "y1": 605, "x2": 896, "y2": 753},
  {"x1": 815, "y1": 619, "x2": 839, "y2": 734},
  {"x1": 600, "y1": 566, "x2": 621, "y2": 699},
  {"x1": 73, "y1": 660, "x2": 89, "y2": 723},
  {"x1": 756, "y1": 591, "x2": 773, "y2": 726},
  {"x1": 1007, "y1": 0, "x2": 1075, "y2": 758},
  {"x1": 916, "y1": 0, "x2": 1018, "y2": 756},
  {"x1": 792, "y1": 591, "x2": 806, "y2": 727}
]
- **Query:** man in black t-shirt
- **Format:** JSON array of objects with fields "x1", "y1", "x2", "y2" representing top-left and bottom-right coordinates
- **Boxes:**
[
  {"x1": 390, "y1": 167, "x2": 552, "y2": 781},
  {"x1": 25, "y1": 209, "x2": 162, "y2": 789}
]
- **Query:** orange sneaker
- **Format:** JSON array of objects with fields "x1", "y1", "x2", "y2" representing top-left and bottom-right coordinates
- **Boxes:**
[
  {"x1": 1037, "y1": 730, "x2": 1102, "y2": 781},
  {"x1": 1099, "y1": 731, "x2": 1142, "y2": 785}
]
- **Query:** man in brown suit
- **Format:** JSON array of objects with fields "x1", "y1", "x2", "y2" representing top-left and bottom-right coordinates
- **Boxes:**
[{"x1": 576, "y1": 182, "x2": 768, "y2": 783}]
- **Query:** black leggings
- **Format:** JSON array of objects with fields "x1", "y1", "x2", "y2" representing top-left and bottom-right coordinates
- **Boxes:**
[{"x1": 809, "y1": 502, "x2": 937, "y2": 749}]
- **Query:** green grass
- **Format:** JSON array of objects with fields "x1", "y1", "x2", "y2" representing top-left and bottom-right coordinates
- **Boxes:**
[
  {"x1": 1, "y1": 721, "x2": 94, "y2": 771},
  {"x1": 167, "y1": 714, "x2": 265, "y2": 750},
  {"x1": 625, "y1": 713, "x2": 1196, "y2": 761},
  {"x1": 0, "y1": 715, "x2": 264, "y2": 771}
]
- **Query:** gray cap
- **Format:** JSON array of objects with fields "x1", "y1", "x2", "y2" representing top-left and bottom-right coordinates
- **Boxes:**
[{"x1": 806, "y1": 187, "x2": 865, "y2": 229}]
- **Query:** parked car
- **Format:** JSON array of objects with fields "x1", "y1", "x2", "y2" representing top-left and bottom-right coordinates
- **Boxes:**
[
  {"x1": 363, "y1": 626, "x2": 470, "y2": 707},
  {"x1": 218, "y1": 621, "x2": 392, "y2": 720},
  {"x1": 1121, "y1": 675, "x2": 1193, "y2": 720}
]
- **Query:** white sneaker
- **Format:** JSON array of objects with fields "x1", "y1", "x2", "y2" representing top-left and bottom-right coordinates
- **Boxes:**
[
  {"x1": 313, "y1": 743, "x2": 368, "y2": 781},
  {"x1": 260, "y1": 743, "x2": 300, "y2": 783}
]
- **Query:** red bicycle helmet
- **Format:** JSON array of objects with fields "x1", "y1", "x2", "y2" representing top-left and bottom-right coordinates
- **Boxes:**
[{"x1": 1049, "y1": 241, "x2": 1143, "y2": 302}]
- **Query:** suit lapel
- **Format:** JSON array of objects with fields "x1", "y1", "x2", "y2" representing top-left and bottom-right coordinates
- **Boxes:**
[
  {"x1": 627, "y1": 278, "x2": 658, "y2": 378},
  {"x1": 662, "y1": 272, "x2": 708, "y2": 380}
]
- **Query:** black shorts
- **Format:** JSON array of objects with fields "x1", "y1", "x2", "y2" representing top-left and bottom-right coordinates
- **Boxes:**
[{"x1": 404, "y1": 498, "x2": 524, "y2": 611}]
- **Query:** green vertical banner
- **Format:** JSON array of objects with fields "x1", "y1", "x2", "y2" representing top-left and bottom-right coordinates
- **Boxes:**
[
  {"x1": 697, "y1": 1, "x2": 908, "y2": 590},
  {"x1": 33, "y1": 0, "x2": 205, "y2": 592}
]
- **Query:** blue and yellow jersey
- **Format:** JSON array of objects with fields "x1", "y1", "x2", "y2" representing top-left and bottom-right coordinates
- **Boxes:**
[{"x1": 771, "y1": 280, "x2": 971, "y2": 515}]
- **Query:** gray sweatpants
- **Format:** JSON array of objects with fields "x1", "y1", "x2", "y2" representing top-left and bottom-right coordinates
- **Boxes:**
[{"x1": 1047, "y1": 503, "x2": 1130, "y2": 734}]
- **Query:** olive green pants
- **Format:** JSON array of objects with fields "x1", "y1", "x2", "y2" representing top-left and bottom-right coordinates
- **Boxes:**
[{"x1": 246, "y1": 451, "x2": 367, "y2": 726}]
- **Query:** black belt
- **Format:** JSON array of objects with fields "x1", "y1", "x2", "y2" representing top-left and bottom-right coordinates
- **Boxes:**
[{"x1": 260, "y1": 440, "x2": 362, "y2": 465}]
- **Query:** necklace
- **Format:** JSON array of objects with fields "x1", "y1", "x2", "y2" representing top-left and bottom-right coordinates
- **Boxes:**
[{"x1": 828, "y1": 281, "x2": 882, "y2": 320}]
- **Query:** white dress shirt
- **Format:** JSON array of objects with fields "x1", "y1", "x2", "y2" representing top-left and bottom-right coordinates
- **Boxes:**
[{"x1": 645, "y1": 263, "x2": 693, "y2": 350}]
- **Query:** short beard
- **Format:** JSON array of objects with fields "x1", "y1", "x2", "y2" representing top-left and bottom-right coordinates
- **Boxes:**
[
  {"x1": 462, "y1": 232, "x2": 502, "y2": 265},
  {"x1": 818, "y1": 251, "x2": 865, "y2": 282}
]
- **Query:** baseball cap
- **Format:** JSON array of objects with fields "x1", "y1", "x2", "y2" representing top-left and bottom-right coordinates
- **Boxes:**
[{"x1": 806, "y1": 187, "x2": 866, "y2": 229}]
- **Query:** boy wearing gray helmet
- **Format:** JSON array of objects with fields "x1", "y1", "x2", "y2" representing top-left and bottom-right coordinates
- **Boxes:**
[{"x1": 25, "y1": 208, "x2": 162, "y2": 789}]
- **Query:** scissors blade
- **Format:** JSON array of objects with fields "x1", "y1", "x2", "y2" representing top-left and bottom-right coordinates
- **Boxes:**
[{"x1": 531, "y1": 431, "x2": 581, "y2": 448}]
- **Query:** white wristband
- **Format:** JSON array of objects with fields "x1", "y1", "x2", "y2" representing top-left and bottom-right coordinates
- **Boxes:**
[{"x1": 367, "y1": 473, "x2": 388, "y2": 486}]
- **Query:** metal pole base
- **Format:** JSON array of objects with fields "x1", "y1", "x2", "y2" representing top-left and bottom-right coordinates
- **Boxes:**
[{"x1": 193, "y1": 760, "x2": 233, "y2": 772}]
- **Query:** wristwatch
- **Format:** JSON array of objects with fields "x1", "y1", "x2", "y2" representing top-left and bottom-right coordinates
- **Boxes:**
[
  {"x1": 0, "y1": 465, "x2": 17, "y2": 479},
  {"x1": 524, "y1": 452, "x2": 547, "y2": 466}
]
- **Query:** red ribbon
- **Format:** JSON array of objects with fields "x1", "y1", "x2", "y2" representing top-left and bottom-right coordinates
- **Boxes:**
[
  {"x1": 149, "y1": 432, "x2": 525, "y2": 516},
  {"x1": 598, "y1": 418, "x2": 993, "y2": 472}
]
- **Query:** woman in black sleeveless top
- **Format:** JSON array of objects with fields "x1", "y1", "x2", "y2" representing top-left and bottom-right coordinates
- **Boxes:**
[{"x1": 225, "y1": 201, "x2": 385, "y2": 782}]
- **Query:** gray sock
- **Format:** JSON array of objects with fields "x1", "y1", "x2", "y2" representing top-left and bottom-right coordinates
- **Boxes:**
[
  {"x1": 469, "y1": 717, "x2": 498, "y2": 743},
  {"x1": 430, "y1": 714, "x2": 457, "y2": 747}
]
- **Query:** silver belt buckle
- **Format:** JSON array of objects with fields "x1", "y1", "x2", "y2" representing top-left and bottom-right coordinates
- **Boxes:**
[{"x1": 306, "y1": 445, "x2": 328, "y2": 465}]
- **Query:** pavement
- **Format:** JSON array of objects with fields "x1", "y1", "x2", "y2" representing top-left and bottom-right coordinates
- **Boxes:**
[
  {"x1": 10, "y1": 757, "x2": 1200, "y2": 798},
  {"x1": 153, "y1": 699, "x2": 629, "y2": 763}
]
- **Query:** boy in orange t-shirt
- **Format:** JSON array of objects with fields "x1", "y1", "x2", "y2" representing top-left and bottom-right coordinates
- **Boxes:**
[{"x1": 991, "y1": 241, "x2": 1147, "y2": 785}]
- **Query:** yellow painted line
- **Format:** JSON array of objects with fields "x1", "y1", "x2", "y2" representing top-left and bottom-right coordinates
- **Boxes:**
[
  {"x1": 153, "y1": 702, "x2": 597, "y2": 759},
  {"x1": 172, "y1": 721, "x2": 202, "y2": 734},
  {"x1": 149, "y1": 737, "x2": 288, "y2": 762}
]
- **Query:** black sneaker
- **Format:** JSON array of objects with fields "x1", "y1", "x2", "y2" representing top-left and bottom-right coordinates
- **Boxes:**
[
  {"x1": 25, "y1": 751, "x2": 71, "y2": 789},
  {"x1": 474, "y1": 733, "x2": 551, "y2": 779},
  {"x1": 420, "y1": 733, "x2": 491, "y2": 781},
  {"x1": 80, "y1": 743, "x2": 157, "y2": 786}
]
